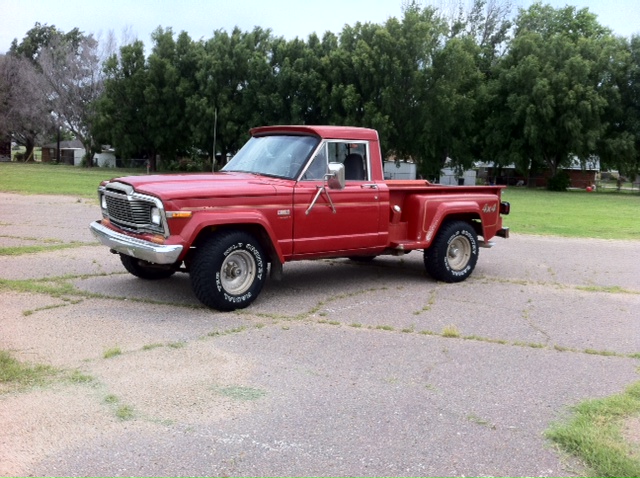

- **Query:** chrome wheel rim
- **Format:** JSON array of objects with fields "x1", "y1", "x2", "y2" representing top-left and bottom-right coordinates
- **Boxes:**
[
  {"x1": 447, "y1": 236, "x2": 471, "y2": 271},
  {"x1": 220, "y1": 250, "x2": 255, "y2": 295}
]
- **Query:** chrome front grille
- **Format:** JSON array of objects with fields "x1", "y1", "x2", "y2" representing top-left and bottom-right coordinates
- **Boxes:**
[
  {"x1": 101, "y1": 182, "x2": 165, "y2": 235},
  {"x1": 105, "y1": 195, "x2": 152, "y2": 228}
]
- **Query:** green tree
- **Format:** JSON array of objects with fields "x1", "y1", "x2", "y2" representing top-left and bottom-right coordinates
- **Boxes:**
[
  {"x1": 420, "y1": 36, "x2": 485, "y2": 179},
  {"x1": 269, "y1": 33, "x2": 335, "y2": 125},
  {"x1": 189, "y1": 27, "x2": 273, "y2": 165},
  {"x1": 328, "y1": 3, "x2": 446, "y2": 167},
  {"x1": 95, "y1": 40, "x2": 151, "y2": 166},
  {"x1": 9, "y1": 22, "x2": 82, "y2": 62},
  {"x1": 97, "y1": 30, "x2": 199, "y2": 171},
  {"x1": 483, "y1": 3, "x2": 617, "y2": 188},
  {"x1": 597, "y1": 35, "x2": 640, "y2": 181},
  {"x1": 145, "y1": 28, "x2": 198, "y2": 167}
]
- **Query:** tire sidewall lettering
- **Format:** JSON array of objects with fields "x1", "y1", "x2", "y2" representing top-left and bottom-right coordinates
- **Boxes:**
[
  {"x1": 443, "y1": 229, "x2": 476, "y2": 276},
  {"x1": 217, "y1": 241, "x2": 264, "y2": 301}
]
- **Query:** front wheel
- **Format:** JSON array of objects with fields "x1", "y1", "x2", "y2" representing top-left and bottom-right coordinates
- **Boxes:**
[
  {"x1": 190, "y1": 231, "x2": 267, "y2": 311},
  {"x1": 424, "y1": 221, "x2": 478, "y2": 283},
  {"x1": 120, "y1": 254, "x2": 176, "y2": 280}
]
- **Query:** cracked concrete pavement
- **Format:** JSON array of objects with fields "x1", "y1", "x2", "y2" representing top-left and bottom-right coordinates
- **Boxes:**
[{"x1": 1, "y1": 192, "x2": 639, "y2": 477}]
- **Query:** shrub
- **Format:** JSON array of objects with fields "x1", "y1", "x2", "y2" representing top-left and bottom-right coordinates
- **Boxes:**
[{"x1": 547, "y1": 171, "x2": 571, "y2": 191}]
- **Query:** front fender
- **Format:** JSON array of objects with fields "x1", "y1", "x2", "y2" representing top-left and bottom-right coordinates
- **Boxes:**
[{"x1": 174, "y1": 210, "x2": 287, "y2": 264}]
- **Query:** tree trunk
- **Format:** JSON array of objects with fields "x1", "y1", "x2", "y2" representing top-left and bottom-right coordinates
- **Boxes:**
[
  {"x1": 24, "y1": 137, "x2": 34, "y2": 162},
  {"x1": 149, "y1": 149, "x2": 157, "y2": 172},
  {"x1": 84, "y1": 145, "x2": 93, "y2": 167}
]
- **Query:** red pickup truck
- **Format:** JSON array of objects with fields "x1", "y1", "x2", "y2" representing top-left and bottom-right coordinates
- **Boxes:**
[{"x1": 90, "y1": 125, "x2": 509, "y2": 311}]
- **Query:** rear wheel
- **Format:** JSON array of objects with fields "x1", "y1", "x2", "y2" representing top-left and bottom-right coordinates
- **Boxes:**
[
  {"x1": 120, "y1": 254, "x2": 176, "y2": 280},
  {"x1": 424, "y1": 221, "x2": 478, "y2": 283},
  {"x1": 190, "y1": 230, "x2": 266, "y2": 311}
]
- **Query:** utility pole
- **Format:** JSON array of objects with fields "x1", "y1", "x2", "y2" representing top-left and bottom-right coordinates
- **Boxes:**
[{"x1": 212, "y1": 108, "x2": 217, "y2": 173}]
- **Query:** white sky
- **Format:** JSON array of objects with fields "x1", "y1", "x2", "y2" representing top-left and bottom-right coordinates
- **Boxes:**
[{"x1": 1, "y1": 0, "x2": 639, "y2": 54}]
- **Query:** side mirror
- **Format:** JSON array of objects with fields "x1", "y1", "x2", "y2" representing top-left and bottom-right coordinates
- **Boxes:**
[{"x1": 327, "y1": 162, "x2": 345, "y2": 190}]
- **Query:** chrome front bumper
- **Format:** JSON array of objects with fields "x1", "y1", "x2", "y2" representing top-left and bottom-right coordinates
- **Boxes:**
[{"x1": 89, "y1": 221, "x2": 183, "y2": 264}]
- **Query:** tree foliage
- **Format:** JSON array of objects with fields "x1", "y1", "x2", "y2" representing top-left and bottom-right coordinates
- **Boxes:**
[
  {"x1": 6, "y1": 23, "x2": 103, "y2": 165},
  {"x1": 38, "y1": 34, "x2": 104, "y2": 164},
  {"x1": 4, "y1": 2, "x2": 640, "y2": 183},
  {"x1": 0, "y1": 53, "x2": 53, "y2": 160},
  {"x1": 483, "y1": 3, "x2": 623, "y2": 185}
]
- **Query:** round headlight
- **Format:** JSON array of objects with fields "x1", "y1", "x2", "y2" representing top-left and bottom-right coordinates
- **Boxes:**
[
  {"x1": 150, "y1": 207, "x2": 161, "y2": 225},
  {"x1": 101, "y1": 194, "x2": 107, "y2": 210}
]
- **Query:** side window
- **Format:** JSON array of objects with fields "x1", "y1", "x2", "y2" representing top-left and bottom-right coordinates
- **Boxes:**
[
  {"x1": 301, "y1": 141, "x2": 369, "y2": 181},
  {"x1": 328, "y1": 142, "x2": 368, "y2": 181}
]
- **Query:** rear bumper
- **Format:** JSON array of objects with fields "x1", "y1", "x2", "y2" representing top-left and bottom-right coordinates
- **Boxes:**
[
  {"x1": 89, "y1": 220, "x2": 183, "y2": 264},
  {"x1": 496, "y1": 227, "x2": 510, "y2": 239}
]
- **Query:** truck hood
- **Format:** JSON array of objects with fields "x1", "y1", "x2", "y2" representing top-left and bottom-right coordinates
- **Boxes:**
[{"x1": 111, "y1": 172, "x2": 284, "y2": 201}]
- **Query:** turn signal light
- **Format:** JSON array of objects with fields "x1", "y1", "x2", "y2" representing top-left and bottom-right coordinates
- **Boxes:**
[
  {"x1": 167, "y1": 211, "x2": 193, "y2": 219},
  {"x1": 149, "y1": 234, "x2": 166, "y2": 245}
]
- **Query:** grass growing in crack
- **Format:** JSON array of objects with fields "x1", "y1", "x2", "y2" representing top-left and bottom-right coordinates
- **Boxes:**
[
  {"x1": 0, "y1": 242, "x2": 88, "y2": 256},
  {"x1": 577, "y1": 285, "x2": 639, "y2": 295},
  {"x1": 0, "y1": 277, "x2": 77, "y2": 298},
  {"x1": 103, "y1": 347, "x2": 122, "y2": 359},
  {"x1": 23, "y1": 301, "x2": 80, "y2": 316},
  {"x1": 513, "y1": 341, "x2": 546, "y2": 349},
  {"x1": 0, "y1": 350, "x2": 59, "y2": 392},
  {"x1": 68, "y1": 370, "x2": 95, "y2": 384},
  {"x1": 168, "y1": 342, "x2": 185, "y2": 349},
  {"x1": 546, "y1": 381, "x2": 640, "y2": 477},
  {"x1": 442, "y1": 325, "x2": 460, "y2": 338},
  {"x1": 463, "y1": 335, "x2": 508, "y2": 345},
  {"x1": 142, "y1": 343, "x2": 164, "y2": 351},
  {"x1": 207, "y1": 325, "x2": 247, "y2": 338},
  {"x1": 115, "y1": 405, "x2": 135, "y2": 420},
  {"x1": 584, "y1": 348, "x2": 620, "y2": 357},
  {"x1": 467, "y1": 413, "x2": 494, "y2": 428},
  {"x1": 419, "y1": 329, "x2": 436, "y2": 336},
  {"x1": 376, "y1": 325, "x2": 394, "y2": 331},
  {"x1": 413, "y1": 289, "x2": 438, "y2": 315},
  {"x1": 104, "y1": 394, "x2": 119, "y2": 404},
  {"x1": 103, "y1": 394, "x2": 135, "y2": 420},
  {"x1": 212, "y1": 385, "x2": 266, "y2": 401}
]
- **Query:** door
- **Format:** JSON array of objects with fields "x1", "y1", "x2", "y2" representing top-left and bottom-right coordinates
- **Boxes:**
[{"x1": 292, "y1": 140, "x2": 382, "y2": 255}]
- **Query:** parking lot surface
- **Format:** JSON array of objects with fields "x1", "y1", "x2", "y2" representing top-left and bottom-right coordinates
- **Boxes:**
[{"x1": 1, "y1": 192, "x2": 639, "y2": 477}]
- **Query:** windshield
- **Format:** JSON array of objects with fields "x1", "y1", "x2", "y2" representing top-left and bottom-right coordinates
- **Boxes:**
[{"x1": 222, "y1": 135, "x2": 320, "y2": 179}]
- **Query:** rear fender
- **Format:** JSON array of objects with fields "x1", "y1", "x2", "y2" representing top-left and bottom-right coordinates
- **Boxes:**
[{"x1": 405, "y1": 195, "x2": 501, "y2": 247}]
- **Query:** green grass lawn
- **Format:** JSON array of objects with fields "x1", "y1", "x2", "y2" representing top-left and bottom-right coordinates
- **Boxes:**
[
  {"x1": 502, "y1": 187, "x2": 640, "y2": 241},
  {"x1": 0, "y1": 162, "x2": 144, "y2": 199}
]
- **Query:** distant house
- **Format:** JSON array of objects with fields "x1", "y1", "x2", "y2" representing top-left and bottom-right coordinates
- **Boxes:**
[
  {"x1": 476, "y1": 157, "x2": 600, "y2": 188},
  {"x1": 383, "y1": 159, "x2": 478, "y2": 185},
  {"x1": 41, "y1": 140, "x2": 116, "y2": 167},
  {"x1": 440, "y1": 159, "x2": 477, "y2": 186},
  {"x1": 384, "y1": 160, "x2": 417, "y2": 180},
  {"x1": 41, "y1": 140, "x2": 84, "y2": 165}
]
